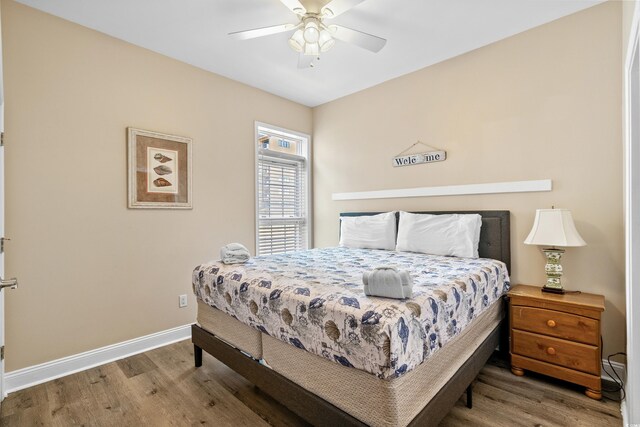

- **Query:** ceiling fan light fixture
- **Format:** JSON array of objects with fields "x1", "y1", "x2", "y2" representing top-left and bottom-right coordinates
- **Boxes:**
[
  {"x1": 303, "y1": 18, "x2": 320, "y2": 43},
  {"x1": 303, "y1": 41, "x2": 319, "y2": 56},
  {"x1": 230, "y1": 0, "x2": 388, "y2": 68},
  {"x1": 288, "y1": 29, "x2": 304, "y2": 52},
  {"x1": 318, "y1": 29, "x2": 335, "y2": 52}
]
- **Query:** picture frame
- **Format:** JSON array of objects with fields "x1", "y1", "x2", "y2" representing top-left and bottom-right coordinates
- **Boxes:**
[{"x1": 127, "y1": 127, "x2": 193, "y2": 209}]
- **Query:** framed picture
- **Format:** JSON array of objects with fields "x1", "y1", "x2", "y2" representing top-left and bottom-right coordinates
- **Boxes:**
[{"x1": 127, "y1": 128, "x2": 192, "y2": 209}]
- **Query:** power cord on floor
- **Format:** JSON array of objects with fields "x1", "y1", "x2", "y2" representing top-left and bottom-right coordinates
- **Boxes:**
[{"x1": 600, "y1": 336, "x2": 626, "y2": 402}]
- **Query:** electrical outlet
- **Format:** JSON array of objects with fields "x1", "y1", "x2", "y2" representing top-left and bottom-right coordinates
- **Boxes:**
[{"x1": 179, "y1": 294, "x2": 188, "y2": 308}]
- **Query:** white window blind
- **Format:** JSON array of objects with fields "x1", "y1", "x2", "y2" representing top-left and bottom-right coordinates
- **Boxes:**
[{"x1": 257, "y1": 150, "x2": 307, "y2": 255}]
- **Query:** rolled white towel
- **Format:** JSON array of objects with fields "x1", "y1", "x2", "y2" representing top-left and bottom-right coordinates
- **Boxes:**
[
  {"x1": 220, "y1": 243, "x2": 250, "y2": 265},
  {"x1": 363, "y1": 266, "x2": 413, "y2": 299}
]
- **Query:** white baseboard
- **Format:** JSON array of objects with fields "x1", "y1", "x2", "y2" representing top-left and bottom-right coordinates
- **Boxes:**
[
  {"x1": 601, "y1": 358, "x2": 626, "y2": 384},
  {"x1": 4, "y1": 324, "x2": 192, "y2": 395}
]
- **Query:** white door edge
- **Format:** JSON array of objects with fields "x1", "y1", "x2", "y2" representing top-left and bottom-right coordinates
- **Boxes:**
[
  {"x1": 624, "y1": 1, "x2": 640, "y2": 423},
  {"x1": 0, "y1": 0, "x2": 5, "y2": 399}
]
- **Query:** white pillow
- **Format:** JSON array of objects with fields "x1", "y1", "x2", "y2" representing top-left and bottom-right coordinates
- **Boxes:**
[
  {"x1": 339, "y1": 212, "x2": 397, "y2": 251},
  {"x1": 396, "y1": 212, "x2": 482, "y2": 258}
]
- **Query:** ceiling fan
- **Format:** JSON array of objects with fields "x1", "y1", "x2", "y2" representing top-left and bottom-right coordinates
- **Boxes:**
[{"x1": 229, "y1": 0, "x2": 387, "y2": 68}]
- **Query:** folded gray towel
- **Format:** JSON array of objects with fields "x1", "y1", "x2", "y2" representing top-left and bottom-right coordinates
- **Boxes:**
[
  {"x1": 363, "y1": 266, "x2": 413, "y2": 299},
  {"x1": 220, "y1": 243, "x2": 250, "y2": 265}
]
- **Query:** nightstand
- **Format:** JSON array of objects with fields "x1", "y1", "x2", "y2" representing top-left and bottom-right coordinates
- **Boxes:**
[{"x1": 508, "y1": 284, "x2": 605, "y2": 400}]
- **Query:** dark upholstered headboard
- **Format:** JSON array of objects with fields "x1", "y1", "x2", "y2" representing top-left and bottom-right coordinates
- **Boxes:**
[{"x1": 339, "y1": 211, "x2": 511, "y2": 273}]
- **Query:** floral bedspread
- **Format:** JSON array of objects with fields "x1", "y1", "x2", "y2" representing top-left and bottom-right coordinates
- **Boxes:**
[{"x1": 192, "y1": 247, "x2": 509, "y2": 379}]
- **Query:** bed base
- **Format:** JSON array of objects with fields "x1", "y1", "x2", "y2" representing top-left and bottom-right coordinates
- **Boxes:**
[
  {"x1": 192, "y1": 317, "x2": 503, "y2": 427},
  {"x1": 192, "y1": 209, "x2": 510, "y2": 424}
]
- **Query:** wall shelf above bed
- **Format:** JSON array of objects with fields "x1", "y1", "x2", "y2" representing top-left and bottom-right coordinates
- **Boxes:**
[{"x1": 332, "y1": 179, "x2": 552, "y2": 201}]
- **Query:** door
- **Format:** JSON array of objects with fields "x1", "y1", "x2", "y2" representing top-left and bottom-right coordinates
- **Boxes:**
[
  {"x1": 0, "y1": 1, "x2": 5, "y2": 400},
  {"x1": 0, "y1": 4, "x2": 18, "y2": 402},
  {"x1": 626, "y1": 5, "x2": 640, "y2": 422},
  {"x1": 0, "y1": 102, "x2": 4, "y2": 403}
]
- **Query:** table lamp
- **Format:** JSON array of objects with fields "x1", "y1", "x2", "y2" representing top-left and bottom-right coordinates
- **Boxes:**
[{"x1": 524, "y1": 208, "x2": 586, "y2": 294}]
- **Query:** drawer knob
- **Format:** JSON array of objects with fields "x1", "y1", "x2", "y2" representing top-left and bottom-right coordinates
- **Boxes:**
[
  {"x1": 547, "y1": 347, "x2": 556, "y2": 355},
  {"x1": 547, "y1": 320, "x2": 556, "y2": 328}
]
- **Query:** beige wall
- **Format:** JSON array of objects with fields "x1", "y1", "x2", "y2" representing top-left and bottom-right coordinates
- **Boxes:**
[
  {"x1": 1, "y1": 0, "x2": 626, "y2": 371},
  {"x1": 313, "y1": 2, "x2": 625, "y2": 356},
  {"x1": 1, "y1": 0, "x2": 312, "y2": 371}
]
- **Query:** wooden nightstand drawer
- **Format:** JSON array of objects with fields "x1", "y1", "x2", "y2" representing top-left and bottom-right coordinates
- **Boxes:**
[
  {"x1": 512, "y1": 330, "x2": 599, "y2": 375},
  {"x1": 511, "y1": 306, "x2": 598, "y2": 345}
]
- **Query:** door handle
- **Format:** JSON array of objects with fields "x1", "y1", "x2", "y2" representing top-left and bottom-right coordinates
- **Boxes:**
[{"x1": 0, "y1": 277, "x2": 18, "y2": 290}]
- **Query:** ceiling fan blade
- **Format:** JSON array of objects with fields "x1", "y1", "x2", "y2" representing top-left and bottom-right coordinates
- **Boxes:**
[
  {"x1": 330, "y1": 25, "x2": 386, "y2": 53},
  {"x1": 297, "y1": 53, "x2": 317, "y2": 69},
  {"x1": 279, "y1": 0, "x2": 306, "y2": 15},
  {"x1": 321, "y1": 0, "x2": 366, "y2": 18},
  {"x1": 229, "y1": 23, "x2": 297, "y2": 40}
]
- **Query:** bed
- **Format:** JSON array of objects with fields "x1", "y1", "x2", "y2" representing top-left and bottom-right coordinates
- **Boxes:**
[{"x1": 191, "y1": 210, "x2": 511, "y2": 426}]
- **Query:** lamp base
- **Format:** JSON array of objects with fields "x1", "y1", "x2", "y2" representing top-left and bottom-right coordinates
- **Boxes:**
[
  {"x1": 543, "y1": 248, "x2": 565, "y2": 294},
  {"x1": 542, "y1": 286, "x2": 565, "y2": 294}
]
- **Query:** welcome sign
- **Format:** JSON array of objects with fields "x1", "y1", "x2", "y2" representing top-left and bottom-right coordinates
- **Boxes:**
[{"x1": 393, "y1": 150, "x2": 446, "y2": 167}]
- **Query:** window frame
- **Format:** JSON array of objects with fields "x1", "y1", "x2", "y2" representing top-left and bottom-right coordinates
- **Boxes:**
[{"x1": 254, "y1": 121, "x2": 312, "y2": 255}]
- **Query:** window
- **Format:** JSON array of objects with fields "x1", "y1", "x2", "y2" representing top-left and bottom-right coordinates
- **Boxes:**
[{"x1": 255, "y1": 123, "x2": 310, "y2": 255}]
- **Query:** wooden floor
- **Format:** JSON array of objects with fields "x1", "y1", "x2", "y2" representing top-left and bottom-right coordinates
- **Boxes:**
[{"x1": 0, "y1": 340, "x2": 621, "y2": 426}]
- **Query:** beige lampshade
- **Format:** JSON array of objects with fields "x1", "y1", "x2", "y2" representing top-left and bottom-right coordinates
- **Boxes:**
[{"x1": 524, "y1": 209, "x2": 586, "y2": 247}]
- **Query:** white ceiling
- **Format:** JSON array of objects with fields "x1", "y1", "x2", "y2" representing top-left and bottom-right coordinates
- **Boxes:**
[{"x1": 14, "y1": 0, "x2": 604, "y2": 107}]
